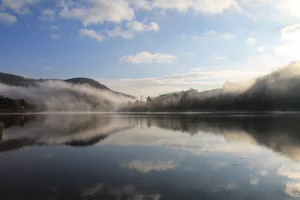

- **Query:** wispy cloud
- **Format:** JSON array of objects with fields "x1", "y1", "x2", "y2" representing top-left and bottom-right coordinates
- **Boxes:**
[
  {"x1": 59, "y1": 0, "x2": 134, "y2": 25},
  {"x1": 202, "y1": 30, "x2": 234, "y2": 40},
  {"x1": 41, "y1": 25, "x2": 60, "y2": 31},
  {"x1": 0, "y1": 12, "x2": 17, "y2": 25},
  {"x1": 107, "y1": 21, "x2": 159, "y2": 39},
  {"x1": 132, "y1": 0, "x2": 241, "y2": 14},
  {"x1": 120, "y1": 51, "x2": 178, "y2": 64},
  {"x1": 186, "y1": 31, "x2": 234, "y2": 40},
  {"x1": 247, "y1": 37, "x2": 256, "y2": 46},
  {"x1": 58, "y1": 0, "x2": 240, "y2": 27},
  {"x1": 45, "y1": 67, "x2": 52, "y2": 71},
  {"x1": 39, "y1": 9, "x2": 55, "y2": 22},
  {"x1": 1, "y1": 0, "x2": 40, "y2": 15},
  {"x1": 78, "y1": 21, "x2": 159, "y2": 42},
  {"x1": 51, "y1": 34, "x2": 60, "y2": 39},
  {"x1": 79, "y1": 29, "x2": 103, "y2": 42}
]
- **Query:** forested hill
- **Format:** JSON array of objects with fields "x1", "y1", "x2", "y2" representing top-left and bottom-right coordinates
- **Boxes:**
[
  {"x1": 65, "y1": 78, "x2": 111, "y2": 90},
  {"x1": 124, "y1": 62, "x2": 300, "y2": 112},
  {"x1": 0, "y1": 72, "x2": 135, "y2": 99}
]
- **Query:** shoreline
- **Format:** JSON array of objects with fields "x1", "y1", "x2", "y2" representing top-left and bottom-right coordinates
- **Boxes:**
[{"x1": 1, "y1": 111, "x2": 300, "y2": 115}]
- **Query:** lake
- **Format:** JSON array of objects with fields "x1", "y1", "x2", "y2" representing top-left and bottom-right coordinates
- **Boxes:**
[{"x1": 1, "y1": 113, "x2": 300, "y2": 200}]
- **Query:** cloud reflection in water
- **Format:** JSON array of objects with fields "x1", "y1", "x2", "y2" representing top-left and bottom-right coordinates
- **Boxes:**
[{"x1": 1, "y1": 114, "x2": 300, "y2": 199}]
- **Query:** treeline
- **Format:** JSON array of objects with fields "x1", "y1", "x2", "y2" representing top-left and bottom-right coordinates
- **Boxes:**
[
  {"x1": 122, "y1": 62, "x2": 300, "y2": 112},
  {"x1": 0, "y1": 96, "x2": 36, "y2": 112}
]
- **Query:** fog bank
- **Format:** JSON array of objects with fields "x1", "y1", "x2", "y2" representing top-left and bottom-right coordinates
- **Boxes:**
[{"x1": 0, "y1": 80, "x2": 130, "y2": 111}]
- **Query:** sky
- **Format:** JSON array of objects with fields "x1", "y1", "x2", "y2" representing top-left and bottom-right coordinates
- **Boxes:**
[{"x1": 0, "y1": 0, "x2": 300, "y2": 96}]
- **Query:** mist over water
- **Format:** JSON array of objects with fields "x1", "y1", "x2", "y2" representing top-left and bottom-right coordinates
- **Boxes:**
[
  {"x1": 0, "y1": 81, "x2": 131, "y2": 111},
  {"x1": 1, "y1": 62, "x2": 300, "y2": 112}
]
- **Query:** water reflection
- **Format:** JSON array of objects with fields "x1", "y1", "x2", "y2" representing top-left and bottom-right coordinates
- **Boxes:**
[
  {"x1": 0, "y1": 114, "x2": 135, "y2": 151},
  {"x1": 1, "y1": 114, "x2": 300, "y2": 199},
  {"x1": 82, "y1": 184, "x2": 160, "y2": 200},
  {"x1": 121, "y1": 160, "x2": 178, "y2": 173}
]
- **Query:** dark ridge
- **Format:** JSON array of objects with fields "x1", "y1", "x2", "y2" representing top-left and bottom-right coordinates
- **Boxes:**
[
  {"x1": 0, "y1": 72, "x2": 135, "y2": 99},
  {"x1": 65, "y1": 77, "x2": 111, "y2": 91},
  {"x1": 0, "y1": 72, "x2": 35, "y2": 86}
]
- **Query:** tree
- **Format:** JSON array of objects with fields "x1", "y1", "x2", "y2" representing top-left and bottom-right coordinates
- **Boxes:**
[{"x1": 147, "y1": 96, "x2": 152, "y2": 103}]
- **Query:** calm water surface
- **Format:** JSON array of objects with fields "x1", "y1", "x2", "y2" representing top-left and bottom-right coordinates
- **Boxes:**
[{"x1": 1, "y1": 113, "x2": 300, "y2": 200}]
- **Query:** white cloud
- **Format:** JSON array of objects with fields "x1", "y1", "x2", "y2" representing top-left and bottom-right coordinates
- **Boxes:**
[
  {"x1": 246, "y1": 37, "x2": 256, "y2": 46},
  {"x1": 58, "y1": 0, "x2": 242, "y2": 26},
  {"x1": 106, "y1": 26, "x2": 133, "y2": 39},
  {"x1": 107, "y1": 21, "x2": 159, "y2": 39},
  {"x1": 276, "y1": 0, "x2": 300, "y2": 20},
  {"x1": 0, "y1": 12, "x2": 17, "y2": 25},
  {"x1": 59, "y1": 0, "x2": 135, "y2": 25},
  {"x1": 202, "y1": 30, "x2": 234, "y2": 40},
  {"x1": 51, "y1": 34, "x2": 60, "y2": 39},
  {"x1": 140, "y1": 0, "x2": 241, "y2": 14},
  {"x1": 79, "y1": 29, "x2": 104, "y2": 42},
  {"x1": 275, "y1": 43, "x2": 300, "y2": 61},
  {"x1": 78, "y1": 21, "x2": 158, "y2": 41},
  {"x1": 120, "y1": 51, "x2": 178, "y2": 64},
  {"x1": 1, "y1": 0, "x2": 40, "y2": 15},
  {"x1": 126, "y1": 21, "x2": 159, "y2": 32},
  {"x1": 39, "y1": 9, "x2": 55, "y2": 22},
  {"x1": 275, "y1": 24, "x2": 300, "y2": 62},
  {"x1": 281, "y1": 24, "x2": 300, "y2": 42},
  {"x1": 241, "y1": 0, "x2": 300, "y2": 22}
]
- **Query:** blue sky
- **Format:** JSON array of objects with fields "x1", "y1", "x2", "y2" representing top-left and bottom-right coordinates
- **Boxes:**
[{"x1": 0, "y1": 0, "x2": 300, "y2": 96}]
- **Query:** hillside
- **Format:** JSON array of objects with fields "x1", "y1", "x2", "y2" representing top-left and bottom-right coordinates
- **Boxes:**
[
  {"x1": 65, "y1": 77, "x2": 111, "y2": 91},
  {"x1": 0, "y1": 72, "x2": 135, "y2": 99},
  {"x1": 124, "y1": 62, "x2": 300, "y2": 112},
  {"x1": 0, "y1": 72, "x2": 35, "y2": 86}
]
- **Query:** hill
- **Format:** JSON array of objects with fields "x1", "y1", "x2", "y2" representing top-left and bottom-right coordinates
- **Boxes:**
[
  {"x1": 0, "y1": 72, "x2": 35, "y2": 86},
  {"x1": 0, "y1": 72, "x2": 135, "y2": 99},
  {"x1": 123, "y1": 62, "x2": 300, "y2": 112},
  {"x1": 65, "y1": 77, "x2": 111, "y2": 91}
]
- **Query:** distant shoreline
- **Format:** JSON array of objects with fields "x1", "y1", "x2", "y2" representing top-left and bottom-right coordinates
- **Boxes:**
[{"x1": 2, "y1": 111, "x2": 300, "y2": 115}]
